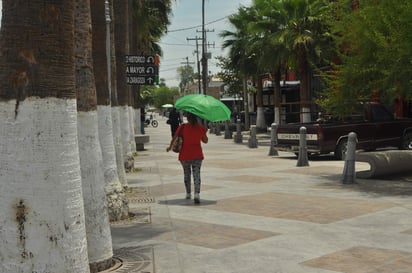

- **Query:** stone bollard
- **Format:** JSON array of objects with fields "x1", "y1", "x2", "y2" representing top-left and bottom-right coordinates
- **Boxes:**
[
  {"x1": 209, "y1": 122, "x2": 215, "y2": 134},
  {"x1": 296, "y1": 126, "x2": 309, "y2": 167},
  {"x1": 224, "y1": 120, "x2": 232, "y2": 139},
  {"x1": 342, "y1": 132, "x2": 357, "y2": 184},
  {"x1": 248, "y1": 125, "x2": 258, "y2": 148},
  {"x1": 234, "y1": 119, "x2": 243, "y2": 143},
  {"x1": 268, "y1": 123, "x2": 279, "y2": 156},
  {"x1": 215, "y1": 122, "x2": 221, "y2": 136}
]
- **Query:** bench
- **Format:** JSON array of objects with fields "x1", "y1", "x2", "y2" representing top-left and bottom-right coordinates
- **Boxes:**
[
  {"x1": 135, "y1": 135, "x2": 150, "y2": 151},
  {"x1": 356, "y1": 150, "x2": 412, "y2": 178}
]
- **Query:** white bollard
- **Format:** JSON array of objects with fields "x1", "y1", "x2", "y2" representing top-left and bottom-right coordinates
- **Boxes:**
[
  {"x1": 268, "y1": 123, "x2": 279, "y2": 156},
  {"x1": 342, "y1": 132, "x2": 357, "y2": 184},
  {"x1": 248, "y1": 125, "x2": 258, "y2": 148},
  {"x1": 234, "y1": 119, "x2": 243, "y2": 143},
  {"x1": 296, "y1": 126, "x2": 309, "y2": 167}
]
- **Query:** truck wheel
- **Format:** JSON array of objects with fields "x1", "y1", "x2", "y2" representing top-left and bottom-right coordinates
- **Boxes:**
[
  {"x1": 335, "y1": 139, "x2": 348, "y2": 160},
  {"x1": 401, "y1": 132, "x2": 412, "y2": 150}
]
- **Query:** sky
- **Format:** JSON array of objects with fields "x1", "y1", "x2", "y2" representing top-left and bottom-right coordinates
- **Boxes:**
[
  {"x1": 0, "y1": 0, "x2": 253, "y2": 87},
  {"x1": 159, "y1": 0, "x2": 252, "y2": 87}
]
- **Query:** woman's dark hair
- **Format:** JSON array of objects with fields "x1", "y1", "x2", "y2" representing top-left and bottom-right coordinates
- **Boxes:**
[{"x1": 186, "y1": 112, "x2": 198, "y2": 125}]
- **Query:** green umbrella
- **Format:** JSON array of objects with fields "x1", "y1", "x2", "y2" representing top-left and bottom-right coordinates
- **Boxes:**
[{"x1": 174, "y1": 94, "x2": 231, "y2": 122}]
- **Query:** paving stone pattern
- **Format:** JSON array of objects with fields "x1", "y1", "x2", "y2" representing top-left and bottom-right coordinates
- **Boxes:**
[{"x1": 111, "y1": 119, "x2": 412, "y2": 273}]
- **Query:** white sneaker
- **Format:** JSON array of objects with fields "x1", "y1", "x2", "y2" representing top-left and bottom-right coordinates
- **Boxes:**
[
  {"x1": 194, "y1": 193, "x2": 200, "y2": 204},
  {"x1": 185, "y1": 193, "x2": 191, "y2": 199}
]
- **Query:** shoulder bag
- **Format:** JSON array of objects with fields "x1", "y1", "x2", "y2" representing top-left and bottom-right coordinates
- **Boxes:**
[{"x1": 172, "y1": 124, "x2": 185, "y2": 153}]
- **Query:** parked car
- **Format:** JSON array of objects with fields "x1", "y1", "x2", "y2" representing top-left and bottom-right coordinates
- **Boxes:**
[{"x1": 275, "y1": 102, "x2": 412, "y2": 159}]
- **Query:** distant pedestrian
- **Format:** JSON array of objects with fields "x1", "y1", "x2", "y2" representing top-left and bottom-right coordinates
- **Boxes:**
[
  {"x1": 166, "y1": 112, "x2": 208, "y2": 203},
  {"x1": 140, "y1": 108, "x2": 145, "y2": 134},
  {"x1": 167, "y1": 107, "x2": 182, "y2": 137}
]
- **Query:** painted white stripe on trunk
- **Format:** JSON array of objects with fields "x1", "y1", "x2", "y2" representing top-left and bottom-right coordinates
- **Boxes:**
[
  {"x1": 256, "y1": 107, "x2": 266, "y2": 128},
  {"x1": 77, "y1": 111, "x2": 113, "y2": 263},
  {"x1": 302, "y1": 107, "x2": 311, "y2": 123},
  {"x1": 111, "y1": 106, "x2": 127, "y2": 186},
  {"x1": 119, "y1": 105, "x2": 132, "y2": 158},
  {"x1": 134, "y1": 108, "x2": 142, "y2": 135},
  {"x1": 128, "y1": 106, "x2": 136, "y2": 152},
  {"x1": 97, "y1": 106, "x2": 128, "y2": 221},
  {"x1": 0, "y1": 98, "x2": 89, "y2": 272}
]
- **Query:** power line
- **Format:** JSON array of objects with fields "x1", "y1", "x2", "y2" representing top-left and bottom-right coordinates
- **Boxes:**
[
  {"x1": 167, "y1": 16, "x2": 228, "y2": 33},
  {"x1": 159, "y1": 42, "x2": 196, "y2": 47}
]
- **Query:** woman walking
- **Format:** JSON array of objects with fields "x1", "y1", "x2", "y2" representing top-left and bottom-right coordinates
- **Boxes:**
[{"x1": 166, "y1": 113, "x2": 208, "y2": 203}]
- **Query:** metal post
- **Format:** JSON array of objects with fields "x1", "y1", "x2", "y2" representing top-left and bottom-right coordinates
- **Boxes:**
[
  {"x1": 248, "y1": 125, "x2": 258, "y2": 148},
  {"x1": 268, "y1": 123, "x2": 279, "y2": 156},
  {"x1": 296, "y1": 126, "x2": 309, "y2": 166},
  {"x1": 342, "y1": 132, "x2": 357, "y2": 184}
]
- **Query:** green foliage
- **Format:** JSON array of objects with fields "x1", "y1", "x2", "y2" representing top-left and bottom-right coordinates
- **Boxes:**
[
  {"x1": 140, "y1": 85, "x2": 179, "y2": 109},
  {"x1": 321, "y1": 0, "x2": 412, "y2": 116},
  {"x1": 140, "y1": 85, "x2": 156, "y2": 106},
  {"x1": 153, "y1": 85, "x2": 180, "y2": 109},
  {"x1": 220, "y1": 0, "x2": 333, "y2": 115},
  {"x1": 215, "y1": 56, "x2": 243, "y2": 97},
  {"x1": 177, "y1": 65, "x2": 195, "y2": 91},
  {"x1": 132, "y1": 0, "x2": 173, "y2": 55}
]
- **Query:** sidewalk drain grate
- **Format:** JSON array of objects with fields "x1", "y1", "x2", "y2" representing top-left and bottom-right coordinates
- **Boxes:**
[
  {"x1": 127, "y1": 187, "x2": 156, "y2": 204},
  {"x1": 108, "y1": 246, "x2": 155, "y2": 273},
  {"x1": 128, "y1": 196, "x2": 156, "y2": 203}
]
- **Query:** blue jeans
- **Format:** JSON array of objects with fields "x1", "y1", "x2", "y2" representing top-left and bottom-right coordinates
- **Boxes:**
[{"x1": 180, "y1": 159, "x2": 203, "y2": 194}]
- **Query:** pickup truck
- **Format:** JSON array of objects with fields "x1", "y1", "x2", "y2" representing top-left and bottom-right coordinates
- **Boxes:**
[{"x1": 274, "y1": 102, "x2": 412, "y2": 160}]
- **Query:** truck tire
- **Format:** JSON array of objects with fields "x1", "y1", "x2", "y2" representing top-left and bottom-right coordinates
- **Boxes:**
[
  {"x1": 401, "y1": 132, "x2": 412, "y2": 150},
  {"x1": 335, "y1": 139, "x2": 348, "y2": 160}
]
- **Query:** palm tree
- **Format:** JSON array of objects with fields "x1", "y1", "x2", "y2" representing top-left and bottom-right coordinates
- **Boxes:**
[
  {"x1": 130, "y1": 0, "x2": 173, "y2": 133},
  {"x1": 75, "y1": 0, "x2": 113, "y2": 270},
  {"x1": 91, "y1": 0, "x2": 129, "y2": 221},
  {"x1": 220, "y1": 6, "x2": 260, "y2": 129},
  {"x1": 0, "y1": 1, "x2": 90, "y2": 272},
  {"x1": 114, "y1": 1, "x2": 135, "y2": 173},
  {"x1": 277, "y1": 0, "x2": 330, "y2": 122},
  {"x1": 249, "y1": 0, "x2": 289, "y2": 125}
]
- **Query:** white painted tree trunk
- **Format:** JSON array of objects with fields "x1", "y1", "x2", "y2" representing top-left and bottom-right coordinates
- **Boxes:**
[
  {"x1": 134, "y1": 108, "x2": 142, "y2": 135},
  {"x1": 128, "y1": 106, "x2": 136, "y2": 153},
  {"x1": 0, "y1": 98, "x2": 89, "y2": 273},
  {"x1": 77, "y1": 111, "x2": 113, "y2": 266},
  {"x1": 301, "y1": 107, "x2": 311, "y2": 123},
  {"x1": 97, "y1": 105, "x2": 129, "y2": 221},
  {"x1": 119, "y1": 105, "x2": 134, "y2": 172},
  {"x1": 256, "y1": 106, "x2": 267, "y2": 129},
  {"x1": 111, "y1": 106, "x2": 128, "y2": 187},
  {"x1": 274, "y1": 107, "x2": 281, "y2": 125}
]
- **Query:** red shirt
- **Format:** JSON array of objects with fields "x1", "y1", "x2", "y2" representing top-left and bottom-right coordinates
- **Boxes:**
[{"x1": 176, "y1": 123, "x2": 207, "y2": 161}]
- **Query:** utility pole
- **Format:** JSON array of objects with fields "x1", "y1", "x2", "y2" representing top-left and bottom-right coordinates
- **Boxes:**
[
  {"x1": 181, "y1": 57, "x2": 195, "y2": 95},
  {"x1": 201, "y1": 0, "x2": 208, "y2": 95},
  {"x1": 198, "y1": 28, "x2": 214, "y2": 95},
  {"x1": 187, "y1": 36, "x2": 203, "y2": 94}
]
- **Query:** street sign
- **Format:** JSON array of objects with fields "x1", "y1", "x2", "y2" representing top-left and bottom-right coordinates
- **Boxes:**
[
  {"x1": 126, "y1": 65, "x2": 158, "y2": 75},
  {"x1": 125, "y1": 55, "x2": 159, "y2": 85},
  {"x1": 126, "y1": 75, "x2": 159, "y2": 85}
]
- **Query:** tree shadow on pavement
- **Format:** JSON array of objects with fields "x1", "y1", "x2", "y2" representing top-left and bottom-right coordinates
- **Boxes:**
[
  {"x1": 320, "y1": 174, "x2": 412, "y2": 197},
  {"x1": 158, "y1": 199, "x2": 217, "y2": 206}
]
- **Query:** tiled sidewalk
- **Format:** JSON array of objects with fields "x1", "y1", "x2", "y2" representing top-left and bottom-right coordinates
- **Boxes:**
[{"x1": 111, "y1": 119, "x2": 412, "y2": 273}]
